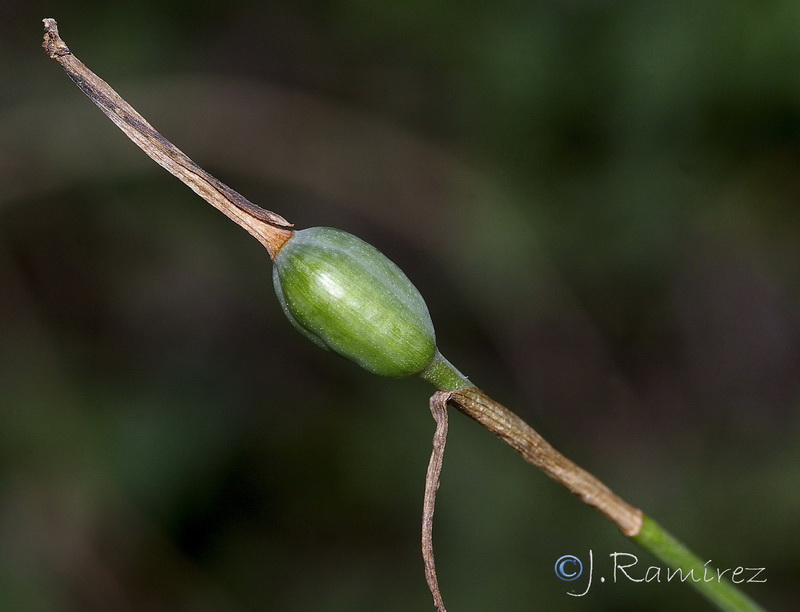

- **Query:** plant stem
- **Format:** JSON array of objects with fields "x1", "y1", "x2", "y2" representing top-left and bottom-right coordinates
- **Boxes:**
[
  {"x1": 634, "y1": 515, "x2": 765, "y2": 612},
  {"x1": 419, "y1": 350, "x2": 471, "y2": 391},
  {"x1": 41, "y1": 18, "x2": 293, "y2": 259},
  {"x1": 448, "y1": 387, "x2": 642, "y2": 535},
  {"x1": 429, "y1": 386, "x2": 765, "y2": 612}
]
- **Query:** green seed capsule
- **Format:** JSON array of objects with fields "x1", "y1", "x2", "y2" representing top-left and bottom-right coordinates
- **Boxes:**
[{"x1": 273, "y1": 226, "x2": 437, "y2": 378}]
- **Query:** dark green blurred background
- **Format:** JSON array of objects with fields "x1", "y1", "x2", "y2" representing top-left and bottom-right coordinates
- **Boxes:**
[{"x1": 2, "y1": 2, "x2": 798, "y2": 610}]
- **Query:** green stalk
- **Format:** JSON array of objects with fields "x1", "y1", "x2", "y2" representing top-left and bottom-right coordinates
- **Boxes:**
[
  {"x1": 419, "y1": 350, "x2": 471, "y2": 391},
  {"x1": 433, "y1": 386, "x2": 766, "y2": 612},
  {"x1": 633, "y1": 515, "x2": 765, "y2": 612},
  {"x1": 415, "y1": 342, "x2": 765, "y2": 611}
]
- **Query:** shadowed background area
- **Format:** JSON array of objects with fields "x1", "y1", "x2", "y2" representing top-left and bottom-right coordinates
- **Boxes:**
[{"x1": 2, "y1": 2, "x2": 798, "y2": 610}]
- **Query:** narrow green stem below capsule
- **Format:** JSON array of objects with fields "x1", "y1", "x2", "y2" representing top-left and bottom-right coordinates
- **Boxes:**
[
  {"x1": 632, "y1": 515, "x2": 765, "y2": 612},
  {"x1": 419, "y1": 350, "x2": 471, "y2": 391}
]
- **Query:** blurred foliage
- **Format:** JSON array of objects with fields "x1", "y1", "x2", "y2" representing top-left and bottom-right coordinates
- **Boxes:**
[{"x1": 2, "y1": 1, "x2": 799, "y2": 610}]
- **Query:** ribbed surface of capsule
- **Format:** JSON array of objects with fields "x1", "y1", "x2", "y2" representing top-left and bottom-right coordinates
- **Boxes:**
[{"x1": 272, "y1": 227, "x2": 437, "y2": 378}]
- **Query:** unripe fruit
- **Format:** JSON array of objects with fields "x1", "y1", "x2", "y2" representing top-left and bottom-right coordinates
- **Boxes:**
[{"x1": 273, "y1": 227, "x2": 437, "y2": 378}]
